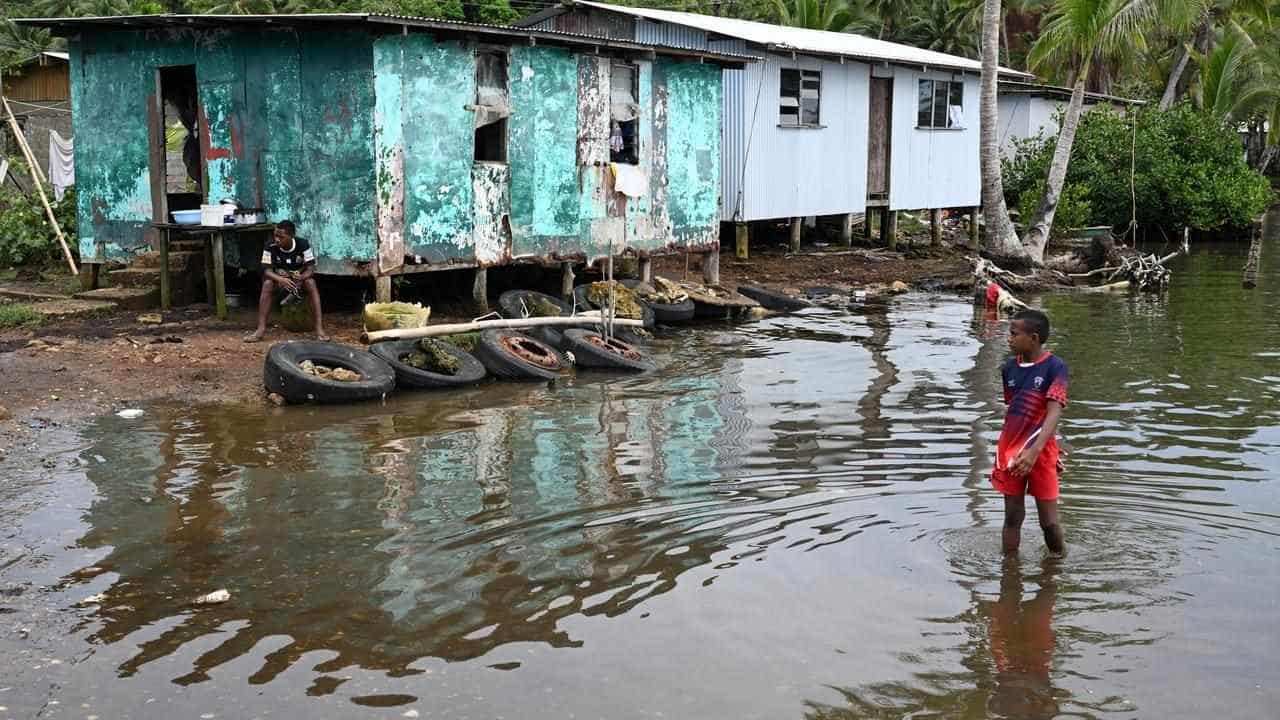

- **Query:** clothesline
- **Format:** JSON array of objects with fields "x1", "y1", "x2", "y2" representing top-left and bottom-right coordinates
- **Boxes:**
[{"x1": 3, "y1": 98, "x2": 72, "y2": 114}]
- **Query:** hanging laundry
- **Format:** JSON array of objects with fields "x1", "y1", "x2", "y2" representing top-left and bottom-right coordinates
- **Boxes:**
[
  {"x1": 611, "y1": 162, "x2": 647, "y2": 198},
  {"x1": 48, "y1": 130, "x2": 74, "y2": 201}
]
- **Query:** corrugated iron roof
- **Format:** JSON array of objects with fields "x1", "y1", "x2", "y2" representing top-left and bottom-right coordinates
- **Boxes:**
[
  {"x1": 13, "y1": 13, "x2": 756, "y2": 67},
  {"x1": 550, "y1": 1, "x2": 1032, "y2": 78}
]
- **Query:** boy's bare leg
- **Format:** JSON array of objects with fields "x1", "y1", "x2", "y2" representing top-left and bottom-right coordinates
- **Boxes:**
[
  {"x1": 244, "y1": 278, "x2": 276, "y2": 342},
  {"x1": 304, "y1": 278, "x2": 328, "y2": 341},
  {"x1": 1035, "y1": 498, "x2": 1066, "y2": 557},
  {"x1": 1002, "y1": 495, "x2": 1025, "y2": 554}
]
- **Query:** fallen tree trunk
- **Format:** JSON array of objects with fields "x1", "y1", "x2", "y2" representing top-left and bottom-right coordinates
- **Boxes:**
[
  {"x1": 361, "y1": 315, "x2": 644, "y2": 344},
  {"x1": 1243, "y1": 220, "x2": 1262, "y2": 289}
]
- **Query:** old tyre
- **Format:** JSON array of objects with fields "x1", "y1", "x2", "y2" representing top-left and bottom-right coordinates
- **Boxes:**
[
  {"x1": 736, "y1": 284, "x2": 811, "y2": 312},
  {"x1": 473, "y1": 330, "x2": 568, "y2": 381},
  {"x1": 619, "y1": 279, "x2": 695, "y2": 324},
  {"x1": 498, "y1": 290, "x2": 573, "y2": 348},
  {"x1": 563, "y1": 329, "x2": 655, "y2": 372},
  {"x1": 370, "y1": 339, "x2": 487, "y2": 389},
  {"x1": 264, "y1": 341, "x2": 396, "y2": 405},
  {"x1": 573, "y1": 284, "x2": 656, "y2": 328}
]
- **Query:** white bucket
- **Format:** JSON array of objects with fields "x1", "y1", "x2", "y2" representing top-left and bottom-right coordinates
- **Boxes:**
[{"x1": 200, "y1": 204, "x2": 227, "y2": 226}]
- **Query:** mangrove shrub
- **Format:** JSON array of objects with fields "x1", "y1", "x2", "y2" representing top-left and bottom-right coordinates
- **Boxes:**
[
  {"x1": 0, "y1": 179, "x2": 77, "y2": 268},
  {"x1": 1003, "y1": 104, "x2": 1273, "y2": 233}
]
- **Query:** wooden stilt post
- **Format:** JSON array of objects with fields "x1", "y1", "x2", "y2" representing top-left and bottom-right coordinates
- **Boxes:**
[
  {"x1": 884, "y1": 209, "x2": 898, "y2": 250},
  {"x1": 841, "y1": 213, "x2": 854, "y2": 247},
  {"x1": 159, "y1": 228, "x2": 171, "y2": 310},
  {"x1": 80, "y1": 263, "x2": 100, "y2": 291},
  {"x1": 969, "y1": 206, "x2": 981, "y2": 250},
  {"x1": 931, "y1": 208, "x2": 943, "y2": 246},
  {"x1": 210, "y1": 230, "x2": 227, "y2": 320},
  {"x1": 703, "y1": 247, "x2": 720, "y2": 285},
  {"x1": 735, "y1": 222, "x2": 749, "y2": 260},
  {"x1": 375, "y1": 275, "x2": 392, "y2": 303},
  {"x1": 789, "y1": 216, "x2": 802, "y2": 253},
  {"x1": 472, "y1": 267, "x2": 488, "y2": 312},
  {"x1": 864, "y1": 212, "x2": 875, "y2": 244},
  {"x1": 561, "y1": 261, "x2": 575, "y2": 298},
  {"x1": 639, "y1": 255, "x2": 653, "y2": 283}
]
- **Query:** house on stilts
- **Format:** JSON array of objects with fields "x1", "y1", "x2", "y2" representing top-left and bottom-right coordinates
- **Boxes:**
[
  {"x1": 520, "y1": 1, "x2": 1035, "y2": 250},
  {"x1": 18, "y1": 13, "x2": 750, "y2": 301}
]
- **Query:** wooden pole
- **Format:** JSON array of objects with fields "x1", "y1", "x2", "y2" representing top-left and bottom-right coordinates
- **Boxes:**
[
  {"x1": 883, "y1": 209, "x2": 897, "y2": 250},
  {"x1": 375, "y1": 275, "x2": 392, "y2": 303},
  {"x1": 3, "y1": 95, "x2": 77, "y2": 275},
  {"x1": 789, "y1": 216, "x2": 802, "y2": 253},
  {"x1": 472, "y1": 267, "x2": 488, "y2": 312},
  {"x1": 969, "y1": 206, "x2": 981, "y2": 250},
  {"x1": 639, "y1": 255, "x2": 653, "y2": 283},
  {"x1": 735, "y1": 222, "x2": 749, "y2": 260},
  {"x1": 930, "y1": 208, "x2": 943, "y2": 246},
  {"x1": 561, "y1": 261, "x2": 575, "y2": 298},
  {"x1": 841, "y1": 213, "x2": 854, "y2": 247},
  {"x1": 361, "y1": 315, "x2": 645, "y2": 344},
  {"x1": 702, "y1": 247, "x2": 720, "y2": 285}
]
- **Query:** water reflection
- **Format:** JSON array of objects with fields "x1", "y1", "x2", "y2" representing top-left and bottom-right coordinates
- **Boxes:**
[{"x1": 2, "y1": 221, "x2": 1276, "y2": 717}]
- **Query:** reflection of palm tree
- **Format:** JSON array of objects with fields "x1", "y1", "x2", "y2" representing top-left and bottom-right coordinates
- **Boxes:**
[{"x1": 854, "y1": 300, "x2": 898, "y2": 443}]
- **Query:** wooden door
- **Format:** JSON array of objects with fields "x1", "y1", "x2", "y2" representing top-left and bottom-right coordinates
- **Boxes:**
[{"x1": 867, "y1": 77, "x2": 893, "y2": 196}]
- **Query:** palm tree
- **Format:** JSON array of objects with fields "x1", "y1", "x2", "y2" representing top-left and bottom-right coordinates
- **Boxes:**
[
  {"x1": 980, "y1": 0, "x2": 1188, "y2": 265},
  {"x1": 771, "y1": 0, "x2": 858, "y2": 31},
  {"x1": 903, "y1": 0, "x2": 981, "y2": 57},
  {"x1": 1158, "y1": 0, "x2": 1270, "y2": 110}
]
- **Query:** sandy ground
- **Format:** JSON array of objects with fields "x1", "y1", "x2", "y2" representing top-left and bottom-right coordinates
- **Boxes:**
[{"x1": 0, "y1": 239, "x2": 974, "y2": 443}]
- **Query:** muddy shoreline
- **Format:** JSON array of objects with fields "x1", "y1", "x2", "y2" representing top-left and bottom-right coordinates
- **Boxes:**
[{"x1": 0, "y1": 243, "x2": 972, "y2": 441}]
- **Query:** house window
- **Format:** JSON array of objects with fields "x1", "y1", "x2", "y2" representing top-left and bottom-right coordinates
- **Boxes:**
[
  {"x1": 779, "y1": 68, "x2": 820, "y2": 127},
  {"x1": 917, "y1": 79, "x2": 964, "y2": 129},
  {"x1": 474, "y1": 51, "x2": 509, "y2": 163},
  {"x1": 610, "y1": 62, "x2": 639, "y2": 164}
]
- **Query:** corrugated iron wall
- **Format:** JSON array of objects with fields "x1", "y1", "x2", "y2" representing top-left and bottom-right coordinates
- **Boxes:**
[
  {"x1": 2, "y1": 62, "x2": 70, "y2": 101},
  {"x1": 732, "y1": 52, "x2": 872, "y2": 222},
  {"x1": 887, "y1": 68, "x2": 980, "y2": 210},
  {"x1": 635, "y1": 19, "x2": 708, "y2": 50}
]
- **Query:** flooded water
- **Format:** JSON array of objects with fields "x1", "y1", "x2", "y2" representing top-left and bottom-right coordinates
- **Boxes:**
[{"x1": 3, "y1": 223, "x2": 1278, "y2": 719}]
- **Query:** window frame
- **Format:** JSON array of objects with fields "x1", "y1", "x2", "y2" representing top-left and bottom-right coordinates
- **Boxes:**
[
  {"x1": 778, "y1": 67, "x2": 823, "y2": 129},
  {"x1": 916, "y1": 78, "x2": 965, "y2": 130},
  {"x1": 610, "y1": 61, "x2": 641, "y2": 165},
  {"x1": 473, "y1": 48, "x2": 510, "y2": 164}
]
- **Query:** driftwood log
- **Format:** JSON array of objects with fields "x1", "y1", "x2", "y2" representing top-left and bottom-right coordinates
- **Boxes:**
[
  {"x1": 361, "y1": 315, "x2": 644, "y2": 344},
  {"x1": 1243, "y1": 220, "x2": 1263, "y2": 289}
]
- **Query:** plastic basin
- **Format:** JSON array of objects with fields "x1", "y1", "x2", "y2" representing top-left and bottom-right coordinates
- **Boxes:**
[{"x1": 172, "y1": 209, "x2": 201, "y2": 225}]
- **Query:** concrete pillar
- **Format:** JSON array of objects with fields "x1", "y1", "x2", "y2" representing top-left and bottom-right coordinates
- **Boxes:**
[
  {"x1": 561, "y1": 261, "x2": 575, "y2": 299},
  {"x1": 883, "y1": 209, "x2": 898, "y2": 250},
  {"x1": 639, "y1": 256, "x2": 653, "y2": 284},
  {"x1": 472, "y1": 267, "x2": 488, "y2": 312},
  {"x1": 789, "y1": 216, "x2": 802, "y2": 253},
  {"x1": 735, "y1": 222, "x2": 749, "y2": 260},
  {"x1": 969, "y1": 206, "x2": 981, "y2": 250},
  {"x1": 703, "y1": 247, "x2": 720, "y2": 285},
  {"x1": 841, "y1": 213, "x2": 854, "y2": 247},
  {"x1": 931, "y1": 208, "x2": 943, "y2": 247}
]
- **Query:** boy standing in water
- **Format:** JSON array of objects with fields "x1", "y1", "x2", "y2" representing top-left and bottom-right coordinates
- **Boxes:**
[{"x1": 993, "y1": 309, "x2": 1068, "y2": 556}]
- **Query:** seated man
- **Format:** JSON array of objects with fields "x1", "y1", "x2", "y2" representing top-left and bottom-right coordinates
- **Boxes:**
[{"x1": 244, "y1": 220, "x2": 328, "y2": 342}]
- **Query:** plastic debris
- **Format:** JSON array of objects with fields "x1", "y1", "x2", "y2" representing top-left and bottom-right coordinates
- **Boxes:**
[
  {"x1": 193, "y1": 589, "x2": 231, "y2": 605},
  {"x1": 362, "y1": 302, "x2": 431, "y2": 332},
  {"x1": 116, "y1": 409, "x2": 144, "y2": 419}
]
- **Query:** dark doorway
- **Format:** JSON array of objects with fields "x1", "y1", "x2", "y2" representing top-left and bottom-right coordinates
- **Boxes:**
[{"x1": 157, "y1": 65, "x2": 203, "y2": 217}]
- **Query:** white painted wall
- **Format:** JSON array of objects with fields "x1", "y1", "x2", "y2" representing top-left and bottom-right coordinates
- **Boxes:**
[
  {"x1": 888, "y1": 67, "x2": 981, "y2": 210},
  {"x1": 726, "y1": 52, "x2": 872, "y2": 222},
  {"x1": 997, "y1": 92, "x2": 1031, "y2": 157}
]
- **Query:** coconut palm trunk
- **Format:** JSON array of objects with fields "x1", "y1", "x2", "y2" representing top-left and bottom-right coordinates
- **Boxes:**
[
  {"x1": 1024, "y1": 77, "x2": 1087, "y2": 261},
  {"x1": 979, "y1": 0, "x2": 1029, "y2": 265}
]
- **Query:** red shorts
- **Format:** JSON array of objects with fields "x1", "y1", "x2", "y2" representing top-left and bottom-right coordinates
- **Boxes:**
[{"x1": 991, "y1": 444, "x2": 1060, "y2": 500}]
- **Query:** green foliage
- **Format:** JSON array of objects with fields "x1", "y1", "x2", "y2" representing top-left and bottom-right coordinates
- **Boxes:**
[
  {"x1": 0, "y1": 161, "x2": 78, "y2": 268},
  {"x1": 0, "y1": 303, "x2": 45, "y2": 328},
  {"x1": 1015, "y1": 177, "x2": 1092, "y2": 237},
  {"x1": 771, "y1": 0, "x2": 857, "y2": 31},
  {"x1": 1003, "y1": 104, "x2": 1273, "y2": 232}
]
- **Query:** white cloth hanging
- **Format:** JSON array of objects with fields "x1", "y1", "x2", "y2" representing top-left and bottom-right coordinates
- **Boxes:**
[
  {"x1": 0, "y1": 158, "x2": 8, "y2": 188},
  {"x1": 612, "y1": 163, "x2": 647, "y2": 198},
  {"x1": 48, "y1": 130, "x2": 74, "y2": 200}
]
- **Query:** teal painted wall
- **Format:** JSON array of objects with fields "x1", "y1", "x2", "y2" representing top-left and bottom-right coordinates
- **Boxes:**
[
  {"x1": 69, "y1": 28, "x2": 375, "y2": 271},
  {"x1": 663, "y1": 60, "x2": 722, "y2": 247},
  {"x1": 69, "y1": 28, "x2": 723, "y2": 273},
  {"x1": 508, "y1": 45, "x2": 580, "y2": 256}
]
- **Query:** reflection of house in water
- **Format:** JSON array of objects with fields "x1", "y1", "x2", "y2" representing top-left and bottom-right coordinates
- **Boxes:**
[{"x1": 64, "y1": 354, "x2": 758, "y2": 682}]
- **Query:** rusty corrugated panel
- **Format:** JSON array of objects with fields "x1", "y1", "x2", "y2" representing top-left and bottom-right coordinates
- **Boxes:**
[
  {"x1": 2, "y1": 62, "x2": 70, "y2": 101},
  {"x1": 553, "y1": 6, "x2": 636, "y2": 41}
]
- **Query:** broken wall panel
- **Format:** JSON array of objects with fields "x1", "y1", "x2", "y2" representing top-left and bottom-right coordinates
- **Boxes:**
[
  {"x1": 399, "y1": 35, "x2": 476, "y2": 263},
  {"x1": 373, "y1": 35, "x2": 406, "y2": 273},
  {"x1": 663, "y1": 59, "x2": 721, "y2": 247},
  {"x1": 508, "y1": 45, "x2": 580, "y2": 256},
  {"x1": 472, "y1": 162, "x2": 510, "y2": 264},
  {"x1": 294, "y1": 32, "x2": 377, "y2": 270}
]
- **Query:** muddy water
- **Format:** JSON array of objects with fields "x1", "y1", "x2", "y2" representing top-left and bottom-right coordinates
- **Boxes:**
[{"x1": 2, "y1": 229, "x2": 1278, "y2": 719}]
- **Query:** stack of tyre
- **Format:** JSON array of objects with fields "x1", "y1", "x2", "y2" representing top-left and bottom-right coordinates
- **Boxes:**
[{"x1": 495, "y1": 289, "x2": 655, "y2": 376}]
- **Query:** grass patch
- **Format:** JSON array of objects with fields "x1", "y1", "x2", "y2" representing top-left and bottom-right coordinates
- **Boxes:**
[
  {"x1": 0, "y1": 303, "x2": 45, "y2": 329},
  {"x1": 0, "y1": 268, "x2": 16, "y2": 282}
]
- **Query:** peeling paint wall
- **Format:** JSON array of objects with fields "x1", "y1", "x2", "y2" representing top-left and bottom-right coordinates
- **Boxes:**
[
  {"x1": 663, "y1": 60, "x2": 722, "y2": 247},
  {"x1": 70, "y1": 27, "x2": 724, "y2": 272},
  {"x1": 70, "y1": 28, "x2": 375, "y2": 271}
]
